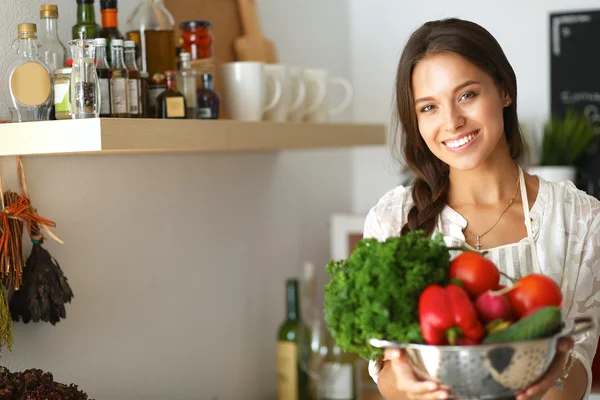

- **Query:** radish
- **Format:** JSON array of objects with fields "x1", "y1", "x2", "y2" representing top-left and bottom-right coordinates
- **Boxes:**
[{"x1": 475, "y1": 291, "x2": 513, "y2": 323}]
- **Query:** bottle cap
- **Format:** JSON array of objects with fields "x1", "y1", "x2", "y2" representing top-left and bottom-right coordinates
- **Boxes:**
[
  {"x1": 18, "y1": 23, "x2": 37, "y2": 35},
  {"x1": 179, "y1": 21, "x2": 212, "y2": 30},
  {"x1": 40, "y1": 4, "x2": 59, "y2": 19},
  {"x1": 164, "y1": 70, "x2": 176, "y2": 77},
  {"x1": 94, "y1": 38, "x2": 107, "y2": 46},
  {"x1": 124, "y1": 40, "x2": 136, "y2": 48},
  {"x1": 111, "y1": 39, "x2": 124, "y2": 47},
  {"x1": 100, "y1": 0, "x2": 117, "y2": 9},
  {"x1": 180, "y1": 52, "x2": 191, "y2": 61},
  {"x1": 76, "y1": 0, "x2": 95, "y2": 4}
]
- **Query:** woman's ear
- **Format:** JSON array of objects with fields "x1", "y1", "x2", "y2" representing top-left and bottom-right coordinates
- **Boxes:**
[{"x1": 500, "y1": 87, "x2": 512, "y2": 107}]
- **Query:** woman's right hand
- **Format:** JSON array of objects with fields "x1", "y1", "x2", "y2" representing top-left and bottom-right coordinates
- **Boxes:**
[{"x1": 377, "y1": 348, "x2": 450, "y2": 400}]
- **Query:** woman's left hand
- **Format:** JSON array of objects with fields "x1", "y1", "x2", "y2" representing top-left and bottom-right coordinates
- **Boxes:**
[{"x1": 515, "y1": 337, "x2": 574, "y2": 400}]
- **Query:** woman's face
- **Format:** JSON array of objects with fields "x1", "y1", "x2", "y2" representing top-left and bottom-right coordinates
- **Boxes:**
[{"x1": 411, "y1": 52, "x2": 510, "y2": 171}]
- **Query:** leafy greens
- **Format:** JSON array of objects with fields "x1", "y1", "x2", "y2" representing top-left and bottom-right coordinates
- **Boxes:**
[{"x1": 324, "y1": 231, "x2": 451, "y2": 359}]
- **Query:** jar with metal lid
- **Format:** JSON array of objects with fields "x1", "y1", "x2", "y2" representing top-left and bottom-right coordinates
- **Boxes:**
[
  {"x1": 53, "y1": 68, "x2": 72, "y2": 119},
  {"x1": 179, "y1": 20, "x2": 213, "y2": 60}
]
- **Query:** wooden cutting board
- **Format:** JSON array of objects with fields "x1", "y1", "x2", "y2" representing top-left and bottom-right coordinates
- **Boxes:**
[{"x1": 233, "y1": 0, "x2": 278, "y2": 63}]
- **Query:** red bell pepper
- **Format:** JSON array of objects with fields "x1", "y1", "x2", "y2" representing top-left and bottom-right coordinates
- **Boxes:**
[{"x1": 418, "y1": 283, "x2": 485, "y2": 345}]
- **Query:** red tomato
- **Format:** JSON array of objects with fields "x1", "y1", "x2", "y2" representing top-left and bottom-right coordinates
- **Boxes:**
[
  {"x1": 449, "y1": 252, "x2": 500, "y2": 299},
  {"x1": 506, "y1": 274, "x2": 563, "y2": 318}
]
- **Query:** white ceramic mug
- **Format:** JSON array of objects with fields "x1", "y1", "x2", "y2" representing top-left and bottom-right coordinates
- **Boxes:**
[
  {"x1": 221, "y1": 62, "x2": 282, "y2": 121},
  {"x1": 303, "y1": 68, "x2": 353, "y2": 123},
  {"x1": 288, "y1": 66, "x2": 309, "y2": 122},
  {"x1": 264, "y1": 64, "x2": 306, "y2": 122}
]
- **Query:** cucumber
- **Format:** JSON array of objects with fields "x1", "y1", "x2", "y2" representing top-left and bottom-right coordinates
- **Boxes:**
[{"x1": 483, "y1": 306, "x2": 563, "y2": 344}]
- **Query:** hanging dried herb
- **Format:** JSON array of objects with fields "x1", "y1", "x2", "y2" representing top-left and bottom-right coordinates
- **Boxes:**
[
  {"x1": 9, "y1": 157, "x2": 72, "y2": 325},
  {"x1": 0, "y1": 280, "x2": 13, "y2": 352}
]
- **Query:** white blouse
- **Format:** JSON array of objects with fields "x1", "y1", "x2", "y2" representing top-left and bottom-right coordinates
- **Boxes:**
[{"x1": 363, "y1": 175, "x2": 600, "y2": 399}]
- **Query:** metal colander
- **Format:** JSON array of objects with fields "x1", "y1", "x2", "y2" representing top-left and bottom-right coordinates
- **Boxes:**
[{"x1": 369, "y1": 317, "x2": 595, "y2": 400}]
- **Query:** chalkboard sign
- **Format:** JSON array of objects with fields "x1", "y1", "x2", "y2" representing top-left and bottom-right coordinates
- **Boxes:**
[{"x1": 550, "y1": 9, "x2": 600, "y2": 199}]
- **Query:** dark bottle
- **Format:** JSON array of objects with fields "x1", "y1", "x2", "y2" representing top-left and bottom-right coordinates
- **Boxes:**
[
  {"x1": 148, "y1": 72, "x2": 166, "y2": 119},
  {"x1": 139, "y1": 71, "x2": 150, "y2": 118},
  {"x1": 72, "y1": 0, "x2": 101, "y2": 40},
  {"x1": 99, "y1": 0, "x2": 125, "y2": 65},
  {"x1": 124, "y1": 40, "x2": 142, "y2": 117},
  {"x1": 196, "y1": 73, "x2": 219, "y2": 119},
  {"x1": 94, "y1": 38, "x2": 112, "y2": 117},
  {"x1": 156, "y1": 71, "x2": 186, "y2": 119},
  {"x1": 277, "y1": 279, "x2": 313, "y2": 400}
]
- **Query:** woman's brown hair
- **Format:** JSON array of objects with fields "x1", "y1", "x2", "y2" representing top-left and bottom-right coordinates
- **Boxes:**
[{"x1": 395, "y1": 18, "x2": 525, "y2": 236}]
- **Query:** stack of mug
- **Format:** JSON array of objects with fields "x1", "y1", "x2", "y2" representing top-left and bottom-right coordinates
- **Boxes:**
[{"x1": 220, "y1": 62, "x2": 353, "y2": 122}]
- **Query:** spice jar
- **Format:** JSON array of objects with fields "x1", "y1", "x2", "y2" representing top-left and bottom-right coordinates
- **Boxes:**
[
  {"x1": 68, "y1": 32, "x2": 99, "y2": 119},
  {"x1": 53, "y1": 68, "x2": 72, "y2": 120}
]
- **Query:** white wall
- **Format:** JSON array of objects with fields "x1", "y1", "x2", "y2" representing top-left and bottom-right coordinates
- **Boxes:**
[
  {"x1": 348, "y1": 0, "x2": 600, "y2": 213},
  {"x1": 0, "y1": 1, "x2": 354, "y2": 399}
]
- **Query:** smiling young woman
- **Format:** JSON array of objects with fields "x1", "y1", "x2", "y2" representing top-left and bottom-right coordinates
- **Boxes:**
[{"x1": 364, "y1": 18, "x2": 600, "y2": 400}]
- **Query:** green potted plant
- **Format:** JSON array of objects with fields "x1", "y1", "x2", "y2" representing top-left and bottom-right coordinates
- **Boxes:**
[{"x1": 528, "y1": 108, "x2": 599, "y2": 182}]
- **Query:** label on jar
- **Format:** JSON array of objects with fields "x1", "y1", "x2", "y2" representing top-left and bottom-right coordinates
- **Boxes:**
[
  {"x1": 196, "y1": 107, "x2": 213, "y2": 119},
  {"x1": 166, "y1": 97, "x2": 185, "y2": 118},
  {"x1": 128, "y1": 79, "x2": 140, "y2": 115},
  {"x1": 99, "y1": 78, "x2": 110, "y2": 115},
  {"x1": 53, "y1": 83, "x2": 70, "y2": 111},
  {"x1": 111, "y1": 77, "x2": 128, "y2": 115}
]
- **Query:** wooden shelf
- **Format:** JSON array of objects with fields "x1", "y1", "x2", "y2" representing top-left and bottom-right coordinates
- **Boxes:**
[{"x1": 0, "y1": 118, "x2": 386, "y2": 156}]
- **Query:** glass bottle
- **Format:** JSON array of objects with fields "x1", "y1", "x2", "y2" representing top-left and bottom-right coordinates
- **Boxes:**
[
  {"x1": 72, "y1": 0, "x2": 101, "y2": 40},
  {"x1": 99, "y1": 0, "x2": 124, "y2": 65},
  {"x1": 124, "y1": 41, "x2": 142, "y2": 118},
  {"x1": 179, "y1": 20, "x2": 215, "y2": 85},
  {"x1": 277, "y1": 279, "x2": 313, "y2": 400},
  {"x1": 156, "y1": 71, "x2": 186, "y2": 119},
  {"x1": 176, "y1": 52, "x2": 196, "y2": 119},
  {"x1": 6, "y1": 23, "x2": 53, "y2": 122},
  {"x1": 148, "y1": 72, "x2": 166, "y2": 118},
  {"x1": 69, "y1": 32, "x2": 99, "y2": 119},
  {"x1": 109, "y1": 39, "x2": 129, "y2": 117},
  {"x1": 126, "y1": 0, "x2": 176, "y2": 77},
  {"x1": 94, "y1": 38, "x2": 112, "y2": 117},
  {"x1": 139, "y1": 71, "x2": 150, "y2": 118},
  {"x1": 38, "y1": 5, "x2": 67, "y2": 73},
  {"x1": 196, "y1": 73, "x2": 220, "y2": 120}
]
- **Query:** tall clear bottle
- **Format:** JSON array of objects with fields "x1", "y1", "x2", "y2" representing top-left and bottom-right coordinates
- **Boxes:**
[
  {"x1": 94, "y1": 38, "x2": 112, "y2": 117},
  {"x1": 38, "y1": 5, "x2": 66, "y2": 73},
  {"x1": 176, "y1": 52, "x2": 196, "y2": 119},
  {"x1": 109, "y1": 39, "x2": 129, "y2": 117},
  {"x1": 124, "y1": 40, "x2": 142, "y2": 117},
  {"x1": 6, "y1": 23, "x2": 53, "y2": 122},
  {"x1": 69, "y1": 32, "x2": 99, "y2": 118},
  {"x1": 126, "y1": 0, "x2": 176, "y2": 78}
]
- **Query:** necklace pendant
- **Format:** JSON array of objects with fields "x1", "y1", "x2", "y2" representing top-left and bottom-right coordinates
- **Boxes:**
[{"x1": 475, "y1": 236, "x2": 482, "y2": 251}]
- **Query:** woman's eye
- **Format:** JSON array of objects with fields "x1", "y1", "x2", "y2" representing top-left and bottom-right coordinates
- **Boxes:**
[
  {"x1": 420, "y1": 104, "x2": 435, "y2": 112},
  {"x1": 460, "y1": 91, "x2": 476, "y2": 101}
]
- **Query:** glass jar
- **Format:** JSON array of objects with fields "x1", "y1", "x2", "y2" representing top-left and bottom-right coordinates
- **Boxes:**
[
  {"x1": 53, "y1": 68, "x2": 72, "y2": 120},
  {"x1": 69, "y1": 32, "x2": 99, "y2": 118},
  {"x1": 179, "y1": 21, "x2": 213, "y2": 60}
]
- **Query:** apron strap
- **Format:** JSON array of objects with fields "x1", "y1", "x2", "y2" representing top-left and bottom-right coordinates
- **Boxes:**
[{"x1": 519, "y1": 166, "x2": 542, "y2": 274}]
